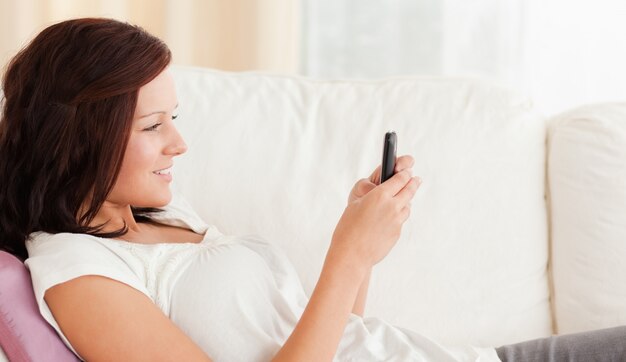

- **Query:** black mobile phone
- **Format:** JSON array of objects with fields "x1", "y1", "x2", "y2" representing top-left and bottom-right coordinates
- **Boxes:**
[{"x1": 380, "y1": 131, "x2": 397, "y2": 184}]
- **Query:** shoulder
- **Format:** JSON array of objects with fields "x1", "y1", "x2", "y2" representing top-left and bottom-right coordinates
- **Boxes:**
[
  {"x1": 24, "y1": 231, "x2": 139, "y2": 291},
  {"x1": 26, "y1": 231, "x2": 107, "y2": 258},
  {"x1": 25, "y1": 231, "x2": 152, "y2": 327}
]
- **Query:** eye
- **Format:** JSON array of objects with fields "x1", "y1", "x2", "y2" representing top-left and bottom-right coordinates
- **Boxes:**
[
  {"x1": 143, "y1": 123, "x2": 162, "y2": 132},
  {"x1": 172, "y1": 114, "x2": 178, "y2": 120}
]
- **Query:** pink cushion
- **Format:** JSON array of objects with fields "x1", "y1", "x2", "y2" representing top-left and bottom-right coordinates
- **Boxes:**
[{"x1": 0, "y1": 251, "x2": 79, "y2": 361}]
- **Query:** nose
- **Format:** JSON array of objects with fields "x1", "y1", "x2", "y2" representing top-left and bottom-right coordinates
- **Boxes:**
[{"x1": 165, "y1": 127, "x2": 188, "y2": 156}]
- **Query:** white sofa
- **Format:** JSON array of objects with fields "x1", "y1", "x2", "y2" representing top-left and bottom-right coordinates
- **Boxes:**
[{"x1": 3, "y1": 65, "x2": 626, "y2": 360}]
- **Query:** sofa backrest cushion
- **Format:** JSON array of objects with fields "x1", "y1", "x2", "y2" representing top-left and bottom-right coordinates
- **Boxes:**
[
  {"x1": 0, "y1": 251, "x2": 79, "y2": 362},
  {"x1": 169, "y1": 65, "x2": 551, "y2": 347},
  {"x1": 547, "y1": 102, "x2": 626, "y2": 334}
]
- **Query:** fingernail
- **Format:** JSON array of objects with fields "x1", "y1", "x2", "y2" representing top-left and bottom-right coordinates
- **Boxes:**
[{"x1": 414, "y1": 177, "x2": 422, "y2": 184}]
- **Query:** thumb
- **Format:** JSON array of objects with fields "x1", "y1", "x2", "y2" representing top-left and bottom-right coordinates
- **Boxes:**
[
  {"x1": 350, "y1": 179, "x2": 377, "y2": 203},
  {"x1": 357, "y1": 180, "x2": 377, "y2": 195}
]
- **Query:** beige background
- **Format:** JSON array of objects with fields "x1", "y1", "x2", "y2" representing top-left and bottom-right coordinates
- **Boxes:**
[{"x1": 0, "y1": 0, "x2": 300, "y2": 73}]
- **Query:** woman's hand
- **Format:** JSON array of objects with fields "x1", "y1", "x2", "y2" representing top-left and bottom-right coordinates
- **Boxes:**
[
  {"x1": 348, "y1": 155, "x2": 417, "y2": 204},
  {"x1": 331, "y1": 155, "x2": 422, "y2": 270}
]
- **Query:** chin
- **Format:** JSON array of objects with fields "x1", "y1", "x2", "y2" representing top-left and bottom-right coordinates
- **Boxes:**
[
  {"x1": 136, "y1": 191, "x2": 172, "y2": 208},
  {"x1": 154, "y1": 193, "x2": 173, "y2": 207}
]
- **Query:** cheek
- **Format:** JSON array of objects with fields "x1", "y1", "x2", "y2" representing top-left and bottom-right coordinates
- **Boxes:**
[
  {"x1": 117, "y1": 138, "x2": 157, "y2": 183},
  {"x1": 106, "y1": 134, "x2": 172, "y2": 207}
]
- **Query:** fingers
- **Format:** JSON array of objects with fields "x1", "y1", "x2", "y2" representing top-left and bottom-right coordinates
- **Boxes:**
[
  {"x1": 368, "y1": 165, "x2": 382, "y2": 185},
  {"x1": 400, "y1": 205, "x2": 411, "y2": 222},
  {"x1": 378, "y1": 169, "x2": 414, "y2": 196},
  {"x1": 377, "y1": 167, "x2": 421, "y2": 210},
  {"x1": 395, "y1": 176, "x2": 421, "y2": 205},
  {"x1": 370, "y1": 154, "x2": 414, "y2": 185},
  {"x1": 394, "y1": 155, "x2": 415, "y2": 173}
]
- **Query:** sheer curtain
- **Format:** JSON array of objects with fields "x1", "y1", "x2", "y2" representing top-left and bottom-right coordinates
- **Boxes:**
[
  {"x1": 523, "y1": 0, "x2": 626, "y2": 115},
  {"x1": 302, "y1": 0, "x2": 626, "y2": 115},
  {"x1": 0, "y1": 0, "x2": 300, "y2": 73},
  {"x1": 302, "y1": 0, "x2": 523, "y2": 83},
  {"x1": 3, "y1": 0, "x2": 625, "y2": 114}
]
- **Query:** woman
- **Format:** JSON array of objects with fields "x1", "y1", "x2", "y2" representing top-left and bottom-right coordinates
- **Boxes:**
[{"x1": 0, "y1": 18, "x2": 624, "y2": 362}]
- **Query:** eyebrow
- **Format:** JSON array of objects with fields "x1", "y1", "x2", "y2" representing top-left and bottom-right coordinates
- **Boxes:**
[{"x1": 138, "y1": 103, "x2": 179, "y2": 119}]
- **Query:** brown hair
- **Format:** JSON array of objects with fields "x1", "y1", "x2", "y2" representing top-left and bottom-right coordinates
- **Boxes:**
[{"x1": 0, "y1": 18, "x2": 172, "y2": 260}]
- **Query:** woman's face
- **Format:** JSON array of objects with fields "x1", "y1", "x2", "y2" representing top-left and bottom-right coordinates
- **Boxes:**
[{"x1": 106, "y1": 68, "x2": 186, "y2": 208}]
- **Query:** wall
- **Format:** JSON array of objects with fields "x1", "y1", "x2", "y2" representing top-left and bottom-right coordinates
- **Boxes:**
[{"x1": 0, "y1": 0, "x2": 300, "y2": 73}]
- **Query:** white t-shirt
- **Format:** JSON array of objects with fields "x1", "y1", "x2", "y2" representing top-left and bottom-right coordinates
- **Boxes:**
[{"x1": 25, "y1": 194, "x2": 500, "y2": 361}]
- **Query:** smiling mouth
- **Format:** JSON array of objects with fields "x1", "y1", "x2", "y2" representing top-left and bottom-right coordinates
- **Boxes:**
[{"x1": 153, "y1": 166, "x2": 172, "y2": 175}]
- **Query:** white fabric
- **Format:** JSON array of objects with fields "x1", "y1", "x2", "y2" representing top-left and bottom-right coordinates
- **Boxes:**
[
  {"x1": 25, "y1": 193, "x2": 499, "y2": 361},
  {"x1": 24, "y1": 193, "x2": 218, "y2": 358},
  {"x1": 547, "y1": 102, "x2": 626, "y2": 334},
  {"x1": 169, "y1": 65, "x2": 552, "y2": 346}
]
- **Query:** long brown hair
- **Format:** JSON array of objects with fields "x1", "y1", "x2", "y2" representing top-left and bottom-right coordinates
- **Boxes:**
[{"x1": 0, "y1": 18, "x2": 172, "y2": 260}]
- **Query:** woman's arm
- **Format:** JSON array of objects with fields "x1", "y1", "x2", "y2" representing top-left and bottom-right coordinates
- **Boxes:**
[
  {"x1": 45, "y1": 275, "x2": 213, "y2": 362},
  {"x1": 273, "y1": 168, "x2": 420, "y2": 361},
  {"x1": 272, "y1": 249, "x2": 368, "y2": 361},
  {"x1": 345, "y1": 155, "x2": 415, "y2": 318},
  {"x1": 352, "y1": 267, "x2": 372, "y2": 317}
]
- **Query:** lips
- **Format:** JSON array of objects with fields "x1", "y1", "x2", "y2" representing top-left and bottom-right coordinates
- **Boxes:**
[{"x1": 153, "y1": 165, "x2": 172, "y2": 175}]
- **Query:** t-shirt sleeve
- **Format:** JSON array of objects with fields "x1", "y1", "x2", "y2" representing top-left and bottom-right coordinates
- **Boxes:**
[{"x1": 24, "y1": 232, "x2": 150, "y2": 359}]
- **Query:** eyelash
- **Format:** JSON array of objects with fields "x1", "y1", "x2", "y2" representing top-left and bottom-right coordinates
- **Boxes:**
[
  {"x1": 143, "y1": 115, "x2": 178, "y2": 132},
  {"x1": 144, "y1": 123, "x2": 162, "y2": 132}
]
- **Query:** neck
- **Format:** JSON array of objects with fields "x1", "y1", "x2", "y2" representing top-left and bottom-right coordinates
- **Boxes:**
[{"x1": 85, "y1": 201, "x2": 140, "y2": 234}]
